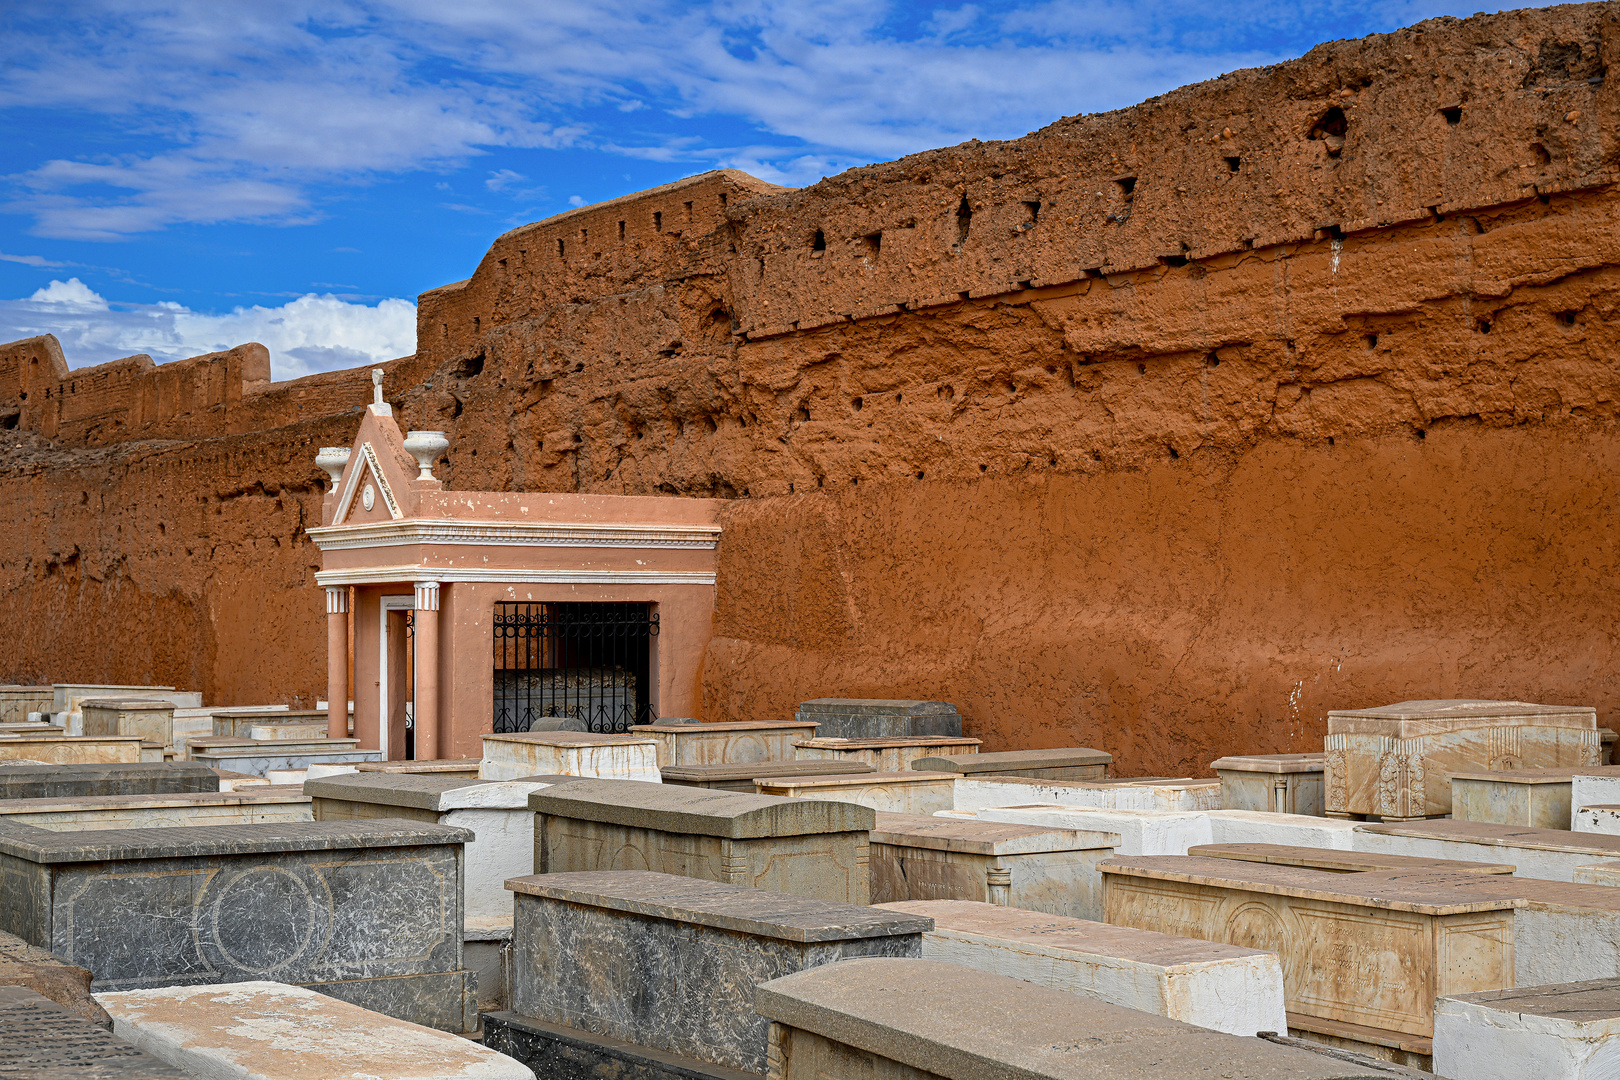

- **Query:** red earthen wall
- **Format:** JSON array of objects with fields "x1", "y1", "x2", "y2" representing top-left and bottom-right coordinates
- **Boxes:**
[{"x1": 1, "y1": 4, "x2": 1617, "y2": 774}]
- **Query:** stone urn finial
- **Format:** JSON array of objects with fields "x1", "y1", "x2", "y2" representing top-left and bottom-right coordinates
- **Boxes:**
[
  {"x1": 315, "y1": 446, "x2": 351, "y2": 485},
  {"x1": 403, "y1": 431, "x2": 449, "y2": 480}
]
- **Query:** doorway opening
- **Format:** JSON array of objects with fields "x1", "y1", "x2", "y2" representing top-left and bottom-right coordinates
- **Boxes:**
[{"x1": 492, "y1": 602, "x2": 658, "y2": 734}]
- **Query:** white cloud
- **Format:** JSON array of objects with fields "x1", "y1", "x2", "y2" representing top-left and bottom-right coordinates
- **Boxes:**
[
  {"x1": 0, "y1": 278, "x2": 416, "y2": 381},
  {"x1": 0, "y1": 250, "x2": 65, "y2": 268}
]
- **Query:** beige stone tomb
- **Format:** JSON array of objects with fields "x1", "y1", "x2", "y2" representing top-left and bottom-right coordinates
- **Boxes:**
[
  {"x1": 636, "y1": 720, "x2": 818, "y2": 767},
  {"x1": 0, "y1": 788, "x2": 311, "y2": 831},
  {"x1": 0, "y1": 736, "x2": 143, "y2": 765},
  {"x1": 1325, "y1": 699, "x2": 1600, "y2": 819},
  {"x1": 754, "y1": 770, "x2": 961, "y2": 814},
  {"x1": 793, "y1": 736, "x2": 980, "y2": 772},
  {"x1": 480, "y1": 730, "x2": 660, "y2": 781},
  {"x1": 1212, "y1": 753, "x2": 1325, "y2": 816},
  {"x1": 1449, "y1": 767, "x2": 1620, "y2": 830},
  {"x1": 77, "y1": 700, "x2": 175, "y2": 749}
]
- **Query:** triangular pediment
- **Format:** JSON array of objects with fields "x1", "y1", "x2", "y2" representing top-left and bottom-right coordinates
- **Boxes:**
[{"x1": 331, "y1": 405, "x2": 417, "y2": 525}]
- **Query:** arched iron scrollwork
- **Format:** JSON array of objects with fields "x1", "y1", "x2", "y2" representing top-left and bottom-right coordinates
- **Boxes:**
[{"x1": 492, "y1": 602, "x2": 658, "y2": 734}]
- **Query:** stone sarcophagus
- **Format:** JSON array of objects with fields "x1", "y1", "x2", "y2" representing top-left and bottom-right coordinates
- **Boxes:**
[
  {"x1": 909, "y1": 747, "x2": 1111, "y2": 781},
  {"x1": 792, "y1": 699, "x2": 962, "y2": 741},
  {"x1": 659, "y1": 759, "x2": 874, "y2": 792},
  {"x1": 498, "y1": 870, "x2": 928, "y2": 1075},
  {"x1": 0, "y1": 819, "x2": 477, "y2": 1032},
  {"x1": 753, "y1": 771, "x2": 962, "y2": 815},
  {"x1": 0, "y1": 762, "x2": 219, "y2": 800},
  {"x1": 868, "y1": 812, "x2": 1118, "y2": 920},
  {"x1": 793, "y1": 736, "x2": 980, "y2": 772},
  {"x1": 529, "y1": 778, "x2": 874, "y2": 904},
  {"x1": 479, "y1": 731, "x2": 659, "y2": 782},
  {"x1": 211, "y1": 709, "x2": 330, "y2": 738},
  {"x1": 0, "y1": 789, "x2": 311, "y2": 832},
  {"x1": 1325, "y1": 699, "x2": 1600, "y2": 820},
  {"x1": 0, "y1": 736, "x2": 144, "y2": 766},
  {"x1": 1212, "y1": 753, "x2": 1325, "y2": 816},
  {"x1": 1102, "y1": 854, "x2": 1517, "y2": 1049},
  {"x1": 635, "y1": 720, "x2": 819, "y2": 768},
  {"x1": 78, "y1": 700, "x2": 175, "y2": 749}
]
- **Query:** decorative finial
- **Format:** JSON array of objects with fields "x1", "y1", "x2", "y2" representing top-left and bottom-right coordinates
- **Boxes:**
[{"x1": 371, "y1": 368, "x2": 385, "y2": 406}]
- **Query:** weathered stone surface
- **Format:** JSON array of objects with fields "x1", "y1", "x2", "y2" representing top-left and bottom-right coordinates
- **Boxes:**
[
  {"x1": 97, "y1": 981, "x2": 533, "y2": 1080},
  {"x1": 356, "y1": 758, "x2": 483, "y2": 776},
  {"x1": 188, "y1": 743, "x2": 383, "y2": 776},
  {"x1": 637, "y1": 721, "x2": 819, "y2": 768},
  {"x1": 954, "y1": 775, "x2": 1218, "y2": 813},
  {"x1": 1577, "y1": 805, "x2": 1620, "y2": 835},
  {"x1": 1573, "y1": 773, "x2": 1620, "y2": 821},
  {"x1": 245, "y1": 722, "x2": 329, "y2": 741},
  {"x1": 531, "y1": 779, "x2": 874, "y2": 904},
  {"x1": 1449, "y1": 767, "x2": 1610, "y2": 830},
  {"x1": 756, "y1": 958, "x2": 1399, "y2": 1079},
  {"x1": 1435, "y1": 978, "x2": 1620, "y2": 1080},
  {"x1": 0, "y1": 789, "x2": 311, "y2": 831},
  {"x1": 0, "y1": 928, "x2": 108, "y2": 1027},
  {"x1": 1358, "y1": 819, "x2": 1620, "y2": 882},
  {"x1": 506, "y1": 870, "x2": 927, "y2": 1073},
  {"x1": 1186, "y1": 842, "x2": 1514, "y2": 875},
  {"x1": 0, "y1": 763, "x2": 218, "y2": 800},
  {"x1": 0, "y1": 819, "x2": 476, "y2": 1032},
  {"x1": 0, "y1": 984, "x2": 186, "y2": 1078},
  {"x1": 964, "y1": 804, "x2": 1214, "y2": 855},
  {"x1": 795, "y1": 737, "x2": 981, "y2": 772},
  {"x1": 1325, "y1": 699, "x2": 1600, "y2": 819},
  {"x1": 660, "y1": 760, "x2": 873, "y2": 791},
  {"x1": 910, "y1": 747, "x2": 1110, "y2": 780},
  {"x1": 1213, "y1": 754, "x2": 1326, "y2": 816},
  {"x1": 483, "y1": 1011, "x2": 759, "y2": 1080},
  {"x1": 1102, "y1": 855, "x2": 1517, "y2": 1040},
  {"x1": 791, "y1": 700, "x2": 962, "y2": 741},
  {"x1": 0, "y1": 736, "x2": 144, "y2": 765},
  {"x1": 877, "y1": 899, "x2": 1286, "y2": 1036},
  {"x1": 481, "y1": 731, "x2": 660, "y2": 782},
  {"x1": 868, "y1": 811, "x2": 1117, "y2": 919},
  {"x1": 78, "y1": 701, "x2": 175, "y2": 750},
  {"x1": 211, "y1": 709, "x2": 331, "y2": 738},
  {"x1": 754, "y1": 771, "x2": 961, "y2": 815},
  {"x1": 309, "y1": 773, "x2": 556, "y2": 920},
  {"x1": 1204, "y1": 810, "x2": 1363, "y2": 849}
]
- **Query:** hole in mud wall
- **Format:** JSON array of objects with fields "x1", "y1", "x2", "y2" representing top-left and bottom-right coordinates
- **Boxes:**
[
  {"x1": 852, "y1": 396, "x2": 863, "y2": 412},
  {"x1": 812, "y1": 229, "x2": 826, "y2": 251},
  {"x1": 1416, "y1": 428, "x2": 1427, "y2": 440},
  {"x1": 864, "y1": 232, "x2": 882, "y2": 255},
  {"x1": 684, "y1": 201, "x2": 693, "y2": 223},
  {"x1": 1555, "y1": 310, "x2": 1578, "y2": 326},
  {"x1": 1136, "y1": 363, "x2": 1147, "y2": 374},
  {"x1": 653, "y1": 211, "x2": 662, "y2": 232},
  {"x1": 1476, "y1": 318, "x2": 1493, "y2": 334},
  {"x1": 719, "y1": 192, "x2": 728, "y2": 208},
  {"x1": 979, "y1": 463, "x2": 987, "y2": 472},
  {"x1": 453, "y1": 352, "x2": 485, "y2": 379},
  {"x1": 1116, "y1": 176, "x2": 1137, "y2": 198},
  {"x1": 618, "y1": 221, "x2": 626, "y2": 241},
  {"x1": 0, "y1": 414, "x2": 17, "y2": 430},
  {"x1": 1532, "y1": 143, "x2": 1552, "y2": 165},
  {"x1": 1225, "y1": 156, "x2": 1241, "y2": 172},
  {"x1": 956, "y1": 197, "x2": 973, "y2": 244},
  {"x1": 796, "y1": 406, "x2": 810, "y2": 421},
  {"x1": 1168, "y1": 446, "x2": 1179, "y2": 459},
  {"x1": 557, "y1": 239, "x2": 565, "y2": 258},
  {"x1": 1441, "y1": 106, "x2": 1462, "y2": 125},
  {"x1": 1023, "y1": 201, "x2": 1041, "y2": 225},
  {"x1": 1364, "y1": 333, "x2": 1379, "y2": 349},
  {"x1": 1308, "y1": 107, "x2": 1347, "y2": 155}
]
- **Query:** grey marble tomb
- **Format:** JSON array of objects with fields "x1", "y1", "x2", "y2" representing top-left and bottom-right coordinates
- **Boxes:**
[
  {"x1": 0, "y1": 984, "x2": 187, "y2": 1078},
  {"x1": 0, "y1": 762, "x2": 219, "y2": 800},
  {"x1": 0, "y1": 819, "x2": 476, "y2": 1033},
  {"x1": 792, "y1": 699, "x2": 962, "y2": 740},
  {"x1": 496, "y1": 870, "x2": 930, "y2": 1075}
]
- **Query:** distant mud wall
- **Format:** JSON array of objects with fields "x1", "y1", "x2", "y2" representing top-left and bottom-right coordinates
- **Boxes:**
[{"x1": 2, "y1": 4, "x2": 1618, "y2": 773}]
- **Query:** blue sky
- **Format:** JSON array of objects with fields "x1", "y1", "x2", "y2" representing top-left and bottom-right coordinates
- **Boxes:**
[{"x1": 0, "y1": 0, "x2": 1548, "y2": 380}]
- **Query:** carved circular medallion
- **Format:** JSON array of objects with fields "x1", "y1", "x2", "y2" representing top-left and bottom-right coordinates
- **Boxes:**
[
  {"x1": 201, "y1": 864, "x2": 331, "y2": 976},
  {"x1": 1224, "y1": 900, "x2": 1288, "y2": 958},
  {"x1": 362, "y1": 484, "x2": 375, "y2": 512}
]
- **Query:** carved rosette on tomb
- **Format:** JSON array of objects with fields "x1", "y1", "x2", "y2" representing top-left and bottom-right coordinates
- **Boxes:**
[{"x1": 1324, "y1": 699, "x2": 1600, "y2": 820}]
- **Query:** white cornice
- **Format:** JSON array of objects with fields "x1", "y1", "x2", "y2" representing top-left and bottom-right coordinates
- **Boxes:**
[
  {"x1": 306, "y1": 517, "x2": 721, "y2": 551},
  {"x1": 313, "y1": 565, "x2": 716, "y2": 587}
]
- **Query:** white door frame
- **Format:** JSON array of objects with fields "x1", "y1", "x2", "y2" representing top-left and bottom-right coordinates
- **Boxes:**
[{"x1": 379, "y1": 594, "x2": 415, "y2": 759}]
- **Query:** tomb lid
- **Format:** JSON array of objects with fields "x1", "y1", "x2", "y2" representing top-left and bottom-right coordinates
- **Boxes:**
[
  {"x1": 1450, "y1": 765, "x2": 1620, "y2": 782},
  {"x1": 1440, "y1": 977, "x2": 1620, "y2": 1022},
  {"x1": 794, "y1": 736, "x2": 981, "y2": 750},
  {"x1": 210, "y1": 709, "x2": 329, "y2": 720},
  {"x1": 757, "y1": 770, "x2": 963, "y2": 789},
  {"x1": 754, "y1": 958, "x2": 1380, "y2": 1080},
  {"x1": 877, "y1": 900, "x2": 1276, "y2": 966},
  {"x1": 304, "y1": 772, "x2": 552, "y2": 810},
  {"x1": 0, "y1": 985, "x2": 188, "y2": 1078},
  {"x1": 505, "y1": 870, "x2": 929, "y2": 942},
  {"x1": 795, "y1": 699, "x2": 958, "y2": 716},
  {"x1": 0, "y1": 735, "x2": 142, "y2": 744},
  {"x1": 482, "y1": 730, "x2": 657, "y2": 747},
  {"x1": 353, "y1": 759, "x2": 481, "y2": 774},
  {"x1": 527, "y1": 778, "x2": 874, "y2": 836},
  {"x1": 1333, "y1": 867, "x2": 1620, "y2": 914},
  {"x1": 1327, "y1": 698, "x2": 1597, "y2": 734},
  {"x1": 187, "y1": 735, "x2": 360, "y2": 751},
  {"x1": 0, "y1": 762, "x2": 215, "y2": 779},
  {"x1": 1210, "y1": 753, "x2": 1326, "y2": 773},
  {"x1": 1361, "y1": 818, "x2": 1620, "y2": 856},
  {"x1": 1101, "y1": 855, "x2": 1521, "y2": 915},
  {"x1": 635, "y1": 720, "x2": 819, "y2": 733},
  {"x1": 1186, "y1": 843, "x2": 1514, "y2": 875},
  {"x1": 870, "y1": 812, "x2": 1117, "y2": 854},
  {"x1": 952, "y1": 775, "x2": 1199, "y2": 789},
  {"x1": 95, "y1": 981, "x2": 533, "y2": 1080},
  {"x1": 660, "y1": 760, "x2": 875, "y2": 782},
  {"x1": 0, "y1": 818, "x2": 471, "y2": 864},
  {"x1": 77, "y1": 699, "x2": 175, "y2": 710},
  {"x1": 52, "y1": 684, "x2": 177, "y2": 691},
  {"x1": 909, "y1": 748, "x2": 1112, "y2": 772},
  {"x1": 0, "y1": 789, "x2": 309, "y2": 814}
]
